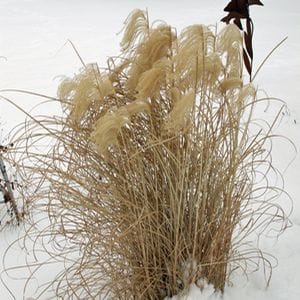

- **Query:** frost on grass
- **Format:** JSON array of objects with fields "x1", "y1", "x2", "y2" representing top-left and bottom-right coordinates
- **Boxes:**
[{"x1": 4, "y1": 9, "x2": 290, "y2": 300}]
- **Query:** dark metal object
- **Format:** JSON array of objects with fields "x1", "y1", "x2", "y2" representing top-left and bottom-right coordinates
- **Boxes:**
[{"x1": 221, "y1": 0, "x2": 264, "y2": 81}]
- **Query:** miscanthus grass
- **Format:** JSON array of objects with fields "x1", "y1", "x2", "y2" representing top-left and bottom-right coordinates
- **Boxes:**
[{"x1": 2, "y1": 9, "x2": 291, "y2": 300}]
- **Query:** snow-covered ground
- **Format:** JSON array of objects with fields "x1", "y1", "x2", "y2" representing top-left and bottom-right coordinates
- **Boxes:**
[{"x1": 0, "y1": 0, "x2": 299, "y2": 299}]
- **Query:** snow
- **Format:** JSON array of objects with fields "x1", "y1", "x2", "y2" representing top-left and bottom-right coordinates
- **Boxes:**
[{"x1": 1, "y1": 0, "x2": 300, "y2": 299}]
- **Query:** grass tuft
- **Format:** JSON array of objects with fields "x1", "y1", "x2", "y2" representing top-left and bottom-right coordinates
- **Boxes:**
[{"x1": 3, "y1": 10, "x2": 291, "y2": 299}]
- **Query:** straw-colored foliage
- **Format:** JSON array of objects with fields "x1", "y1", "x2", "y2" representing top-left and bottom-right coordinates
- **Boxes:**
[{"x1": 6, "y1": 9, "x2": 290, "y2": 299}]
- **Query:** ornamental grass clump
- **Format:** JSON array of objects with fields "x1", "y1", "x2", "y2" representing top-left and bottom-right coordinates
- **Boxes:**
[{"x1": 6, "y1": 9, "x2": 289, "y2": 299}]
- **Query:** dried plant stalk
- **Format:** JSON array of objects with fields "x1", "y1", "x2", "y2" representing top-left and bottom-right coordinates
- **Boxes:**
[{"x1": 4, "y1": 9, "x2": 290, "y2": 300}]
